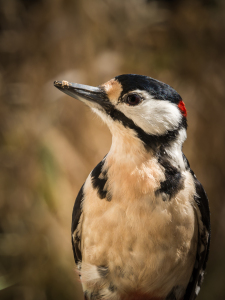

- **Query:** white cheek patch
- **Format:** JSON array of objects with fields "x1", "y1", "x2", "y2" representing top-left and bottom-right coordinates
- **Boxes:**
[{"x1": 117, "y1": 90, "x2": 182, "y2": 135}]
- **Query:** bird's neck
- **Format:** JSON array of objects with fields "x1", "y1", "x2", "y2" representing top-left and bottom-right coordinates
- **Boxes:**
[
  {"x1": 106, "y1": 128, "x2": 186, "y2": 171},
  {"x1": 105, "y1": 134, "x2": 164, "y2": 202},
  {"x1": 103, "y1": 129, "x2": 186, "y2": 203},
  {"x1": 110, "y1": 131, "x2": 147, "y2": 159}
]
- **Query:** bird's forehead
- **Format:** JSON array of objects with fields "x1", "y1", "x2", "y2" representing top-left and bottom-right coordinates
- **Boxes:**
[{"x1": 102, "y1": 78, "x2": 122, "y2": 104}]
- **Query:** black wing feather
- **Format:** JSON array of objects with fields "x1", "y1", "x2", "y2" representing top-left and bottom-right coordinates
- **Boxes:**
[
  {"x1": 183, "y1": 165, "x2": 211, "y2": 300},
  {"x1": 71, "y1": 183, "x2": 85, "y2": 265}
]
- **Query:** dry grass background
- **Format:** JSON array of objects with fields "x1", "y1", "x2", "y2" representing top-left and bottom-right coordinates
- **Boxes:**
[{"x1": 0, "y1": 0, "x2": 225, "y2": 299}]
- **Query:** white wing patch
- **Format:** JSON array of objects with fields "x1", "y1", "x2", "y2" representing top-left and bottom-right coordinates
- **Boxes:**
[{"x1": 195, "y1": 285, "x2": 201, "y2": 295}]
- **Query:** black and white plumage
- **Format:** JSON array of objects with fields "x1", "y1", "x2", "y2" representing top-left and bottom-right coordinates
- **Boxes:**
[{"x1": 54, "y1": 74, "x2": 210, "y2": 300}]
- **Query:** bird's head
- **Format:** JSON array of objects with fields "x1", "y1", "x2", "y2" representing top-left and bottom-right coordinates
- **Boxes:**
[{"x1": 54, "y1": 74, "x2": 187, "y2": 151}]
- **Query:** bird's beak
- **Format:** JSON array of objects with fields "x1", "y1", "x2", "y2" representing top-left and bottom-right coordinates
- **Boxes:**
[{"x1": 54, "y1": 80, "x2": 107, "y2": 108}]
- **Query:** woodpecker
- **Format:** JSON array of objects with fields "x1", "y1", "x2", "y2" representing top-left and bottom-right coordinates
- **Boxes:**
[{"x1": 54, "y1": 74, "x2": 210, "y2": 300}]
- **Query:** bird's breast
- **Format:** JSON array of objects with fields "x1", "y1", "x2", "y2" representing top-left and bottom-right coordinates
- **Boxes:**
[{"x1": 80, "y1": 157, "x2": 197, "y2": 299}]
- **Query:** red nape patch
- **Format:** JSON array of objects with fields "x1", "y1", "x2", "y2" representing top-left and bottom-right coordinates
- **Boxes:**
[{"x1": 178, "y1": 100, "x2": 187, "y2": 117}]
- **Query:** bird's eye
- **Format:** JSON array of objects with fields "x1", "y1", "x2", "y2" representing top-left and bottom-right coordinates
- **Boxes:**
[{"x1": 125, "y1": 94, "x2": 142, "y2": 106}]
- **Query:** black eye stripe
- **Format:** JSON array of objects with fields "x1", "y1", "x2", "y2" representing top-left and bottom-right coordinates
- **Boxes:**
[{"x1": 104, "y1": 104, "x2": 186, "y2": 151}]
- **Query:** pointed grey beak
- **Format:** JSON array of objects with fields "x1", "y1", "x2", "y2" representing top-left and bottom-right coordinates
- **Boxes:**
[{"x1": 54, "y1": 80, "x2": 107, "y2": 107}]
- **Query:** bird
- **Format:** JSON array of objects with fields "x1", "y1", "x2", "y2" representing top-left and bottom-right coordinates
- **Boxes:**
[{"x1": 54, "y1": 74, "x2": 210, "y2": 300}]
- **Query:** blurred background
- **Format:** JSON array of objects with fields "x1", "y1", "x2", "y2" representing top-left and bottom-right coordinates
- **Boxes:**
[{"x1": 0, "y1": 0, "x2": 225, "y2": 299}]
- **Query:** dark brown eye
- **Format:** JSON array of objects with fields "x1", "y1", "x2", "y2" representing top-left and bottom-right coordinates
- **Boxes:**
[{"x1": 125, "y1": 94, "x2": 142, "y2": 106}]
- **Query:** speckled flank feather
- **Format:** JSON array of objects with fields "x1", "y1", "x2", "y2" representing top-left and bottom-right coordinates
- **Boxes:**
[{"x1": 54, "y1": 74, "x2": 211, "y2": 300}]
